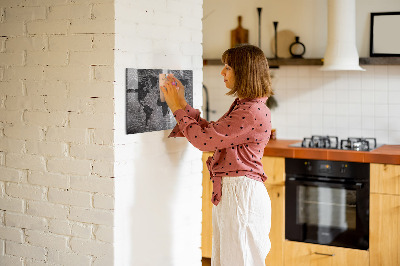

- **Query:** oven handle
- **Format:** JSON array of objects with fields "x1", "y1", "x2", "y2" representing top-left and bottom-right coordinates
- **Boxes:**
[{"x1": 286, "y1": 177, "x2": 364, "y2": 189}]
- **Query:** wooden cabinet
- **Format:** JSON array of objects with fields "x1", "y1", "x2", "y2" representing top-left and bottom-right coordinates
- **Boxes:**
[
  {"x1": 201, "y1": 152, "x2": 213, "y2": 258},
  {"x1": 370, "y1": 163, "x2": 400, "y2": 266},
  {"x1": 284, "y1": 241, "x2": 369, "y2": 266},
  {"x1": 262, "y1": 156, "x2": 285, "y2": 266},
  {"x1": 370, "y1": 163, "x2": 400, "y2": 195}
]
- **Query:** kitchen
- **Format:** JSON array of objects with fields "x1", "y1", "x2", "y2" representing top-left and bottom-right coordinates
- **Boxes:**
[{"x1": 202, "y1": 0, "x2": 400, "y2": 265}]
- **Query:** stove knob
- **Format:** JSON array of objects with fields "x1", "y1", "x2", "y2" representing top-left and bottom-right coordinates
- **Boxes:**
[{"x1": 340, "y1": 164, "x2": 347, "y2": 174}]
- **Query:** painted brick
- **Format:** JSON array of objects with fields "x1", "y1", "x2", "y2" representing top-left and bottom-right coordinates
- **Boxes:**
[
  {"x1": 0, "y1": 52, "x2": 24, "y2": 66},
  {"x1": 5, "y1": 212, "x2": 48, "y2": 231},
  {"x1": 47, "y1": 250, "x2": 91, "y2": 266},
  {"x1": 69, "y1": 112, "x2": 114, "y2": 129},
  {"x1": 5, "y1": 36, "x2": 46, "y2": 52},
  {"x1": 0, "y1": 197, "x2": 24, "y2": 213},
  {"x1": 6, "y1": 183, "x2": 46, "y2": 201},
  {"x1": 70, "y1": 237, "x2": 113, "y2": 257},
  {"x1": 47, "y1": 158, "x2": 92, "y2": 176},
  {"x1": 26, "y1": 140, "x2": 67, "y2": 157},
  {"x1": 48, "y1": 4, "x2": 91, "y2": 20},
  {"x1": 93, "y1": 194, "x2": 113, "y2": 210},
  {"x1": 48, "y1": 188, "x2": 91, "y2": 208},
  {"x1": 6, "y1": 153, "x2": 46, "y2": 171},
  {"x1": 92, "y1": 3, "x2": 114, "y2": 20},
  {"x1": 94, "y1": 225, "x2": 113, "y2": 243},
  {"x1": 46, "y1": 127, "x2": 88, "y2": 144},
  {"x1": 25, "y1": 80, "x2": 67, "y2": 97},
  {"x1": 69, "y1": 81, "x2": 114, "y2": 98},
  {"x1": 27, "y1": 200, "x2": 69, "y2": 219},
  {"x1": 22, "y1": 0, "x2": 69, "y2": 6},
  {"x1": 0, "y1": 37, "x2": 5, "y2": 52},
  {"x1": 48, "y1": 219, "x2": 71, "y2": 236},
  {"x1": 70, "y1": 144, "x2": 114, "y2": 161},
  {"x1": 93, "y1": 253, "x2": 113, "y2": 266},
  {"x1": 0, "y1": 81, "x2": 24, "y2": 96},
  {"x1": 92, "y1": 34, "x2": 114, "y2": 51},
  {"x1": 6, "y1": 241, "x2": 46, "y2": 261},
  {"x1": 3, "y1": 66, "x2": 44, "y2": 81},
  {"x1": 70, "y1": 175, "x2": 113, "y2": 195},
  {"x1": 26, "y1": 51, "x2": 68, "y2": 66},
  {"x1": 0, "y1": 110, "x2": 23, "y2": 124},
  {"x1": 25, "y1": 229, "x2": 69, "y2": 251},
  {"x1": 92, "y1": 160, "x2": 113, "y2": 177},
  {"x1": 4, "y1": 6, "x2": 46, "y2": 22},
  {"x1": 0, "y1": 255, "x2": 24, "y2": 266},
  {"x1": 4, "y1": 125, "x2": 43, "y2": 141},
  {"x1": 89, "y1": 128, "x2": 114, "y2": 146},
  {"x1": 69, "y1": 51, "x2": 114, "y2": 66},
  {"x1": 49, "y1": 35, "x2": 93, "y2": 52},
  {"x1": 0, "y1": 211, "x2": 4, "y2": 226},
  {"x1": 70, "y1": 19, "x2": 114, "y2": 34},
  {"x1": 28, "y1": 171, "x2": 69, "y2": 189},
  {"x1": 71, "y1": 222, "x2": 92, "y2": 239},
  {"x1": 181, "y1": 42, "x2": 202, "y2": 56},
  {"x1": 93, "y1": 65, "x2": 114, "y2": 82},
  {"x1": 0, "y1": 226, "x2": 24, "y2": 243},
  {"x1": 43, "y1": 96, "x2": 81, "y2": 112},
  {"x1": 27, "y1": 21, "x2": 69, "y2": 35},
  {"x1": 24, "y1": 111, "x2": 68, "y2": 127},
  {"x1": 0, "y1": 181, "x2": 4, "y2": 197},
  {"x1": 24, "y1": 259, "x2": 49, "y2": 266},
  {"x1": 44, "y1": 66, "x2": 91, "y2": 82},
  {"x1": 0, "y1": 22, "x2": 24, "y2": 36},
  {"x1": 69, "y1": 207, "x2": 113, "y2": 226},
  {"x1": 5, "y1": 96, "x2": 46, "y2": 111},
  {"x1": 0, "y1": 138, "x2": 25, "y2": 154},
  {"x1": 78, "y1": 98, "x2": 114, "y2": 114}
]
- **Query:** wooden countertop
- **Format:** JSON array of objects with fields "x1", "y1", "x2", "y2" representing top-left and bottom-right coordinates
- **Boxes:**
[{"x1": 263, "y1": 139, "x2": 400, "y2": 165}]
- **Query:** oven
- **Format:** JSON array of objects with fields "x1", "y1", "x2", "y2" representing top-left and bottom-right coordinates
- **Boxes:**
[{"x1": 285, "y1": 158, "x2": 370, "y2": 250}]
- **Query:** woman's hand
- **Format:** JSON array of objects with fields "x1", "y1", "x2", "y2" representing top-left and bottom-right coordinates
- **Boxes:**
[
  {"x1": 160, "y1": 77, "x2": 185, "y2": 113},
  {"x1": 166, "y1": 75, "x2": 187, "y2": 108}
]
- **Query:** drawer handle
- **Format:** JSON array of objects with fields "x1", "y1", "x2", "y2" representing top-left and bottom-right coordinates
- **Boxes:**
[{"x1": 314, "y1": 252, "x2": 335, "y2": 257}]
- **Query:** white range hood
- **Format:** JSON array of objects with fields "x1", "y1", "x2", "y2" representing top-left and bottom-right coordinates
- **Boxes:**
[{"x1": 320, "y1": 0, "x2": 365, "y2": 71}]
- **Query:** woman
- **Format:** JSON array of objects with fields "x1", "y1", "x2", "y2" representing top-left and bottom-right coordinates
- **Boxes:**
[{"x1": 161, "y1": 44, "x2": 273, "y2": 266}]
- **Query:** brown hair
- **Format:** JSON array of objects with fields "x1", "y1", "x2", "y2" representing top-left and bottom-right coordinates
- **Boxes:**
[{"x1": 221, "y1": 44, "x2": 273, "y2": 99}]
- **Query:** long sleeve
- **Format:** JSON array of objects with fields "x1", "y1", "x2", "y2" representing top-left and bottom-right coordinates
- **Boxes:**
[
  {"x1": 168, "y1": 104, "x2": 211, "y2": 138},
  {"x1": 172, "y1": 105, "x2": 257, "y2": 152}
]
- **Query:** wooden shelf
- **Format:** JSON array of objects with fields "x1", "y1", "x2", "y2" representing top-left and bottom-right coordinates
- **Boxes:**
[
  {"x1": 203, "y1": 57, "x2": 400, "y2": 67},
  {"x1": 359, "y1": 57, "x2": 400, "y2": 65}
]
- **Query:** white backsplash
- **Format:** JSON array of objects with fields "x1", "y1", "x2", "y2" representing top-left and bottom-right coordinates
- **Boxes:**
[{"x1": 203, "y1": 65, "x2": 400, "y2": 145}]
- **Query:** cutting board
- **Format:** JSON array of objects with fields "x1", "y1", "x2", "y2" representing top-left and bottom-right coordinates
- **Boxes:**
[{"x1": 231, "y1": 16, "x2": 249, "y2": 48}]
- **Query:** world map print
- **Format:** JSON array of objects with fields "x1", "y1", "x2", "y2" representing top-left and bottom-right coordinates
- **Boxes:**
[{"x1": 126, "y1": 68, "x2": 193, "y2": 134}]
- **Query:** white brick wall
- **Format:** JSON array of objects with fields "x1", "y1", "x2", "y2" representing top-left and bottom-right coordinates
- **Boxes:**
[
  {"x1": 114, "y1": 0, "x2": 203, "y2": 265},
  {"x1": 0, "y1": 0, "x2": 115, "y2": 265}
]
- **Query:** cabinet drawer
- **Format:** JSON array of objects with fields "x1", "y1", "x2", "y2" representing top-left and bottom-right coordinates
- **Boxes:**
[{"x1": 284, "y1": 241, "x2": 369, "y2": 266}]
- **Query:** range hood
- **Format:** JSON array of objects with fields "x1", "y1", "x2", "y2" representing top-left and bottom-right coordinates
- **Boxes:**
[{"x1": 320, "y1": 0, "x2": 365, "y2": 71}]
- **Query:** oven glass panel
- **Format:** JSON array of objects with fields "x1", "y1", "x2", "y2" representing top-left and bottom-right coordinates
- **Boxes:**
[{"x1": 297, "y1": 186, "x2": 357, "y2": 230}]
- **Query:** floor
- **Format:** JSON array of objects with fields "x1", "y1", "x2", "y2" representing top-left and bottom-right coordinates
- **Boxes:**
[{"x1": 202, "y1": 257, "x2": 211, "y2": 266}]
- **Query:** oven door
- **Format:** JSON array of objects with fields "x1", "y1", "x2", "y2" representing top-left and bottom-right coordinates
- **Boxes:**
[{"x1": 285, "y1": 177, "x2": 369, "y2": 250}]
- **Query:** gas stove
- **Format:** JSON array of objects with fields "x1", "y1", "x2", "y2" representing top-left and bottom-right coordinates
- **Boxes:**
[{"x1": 289, "y1": 135, "x2": 381, "y2": 151}]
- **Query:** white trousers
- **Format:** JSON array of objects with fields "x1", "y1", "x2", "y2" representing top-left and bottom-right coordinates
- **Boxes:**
[{"x1": 212, "y1": 176, "x2": 271, "y2": 266}]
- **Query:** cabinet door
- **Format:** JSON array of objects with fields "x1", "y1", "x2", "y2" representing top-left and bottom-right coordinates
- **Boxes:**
[
  {"x1": 370, "y1": 164, "x2": 400, "y2": 195},
  {"x1": 202, "y1": 152, "x2": 213, "y2": 258},
  {"x1": 264, "y1": 184, "x2": 284, "y2": 266},
  {"x1": 370, "y1": 193, "x2": 400, "y2": 266},
  {"x1": 284, "y1": 241, "x2": 369, "y2": 266},
  {"x1": 261, "y1": 156, "x2": 285, "y2": 185}
]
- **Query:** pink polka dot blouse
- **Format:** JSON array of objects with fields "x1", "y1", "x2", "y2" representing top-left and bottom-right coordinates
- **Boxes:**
[{"x1": 169, "y1": 97, "x2": 272, "y2": 206}]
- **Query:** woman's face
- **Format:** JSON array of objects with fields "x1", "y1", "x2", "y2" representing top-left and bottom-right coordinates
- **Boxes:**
[{"x1": 220, "y1": 64, "x2": 235, "y2": 89}]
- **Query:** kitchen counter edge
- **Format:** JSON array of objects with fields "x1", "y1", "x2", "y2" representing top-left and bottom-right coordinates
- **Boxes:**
[{"x1": 263, "y1": 139, "x2": 400, "y2": 165}]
